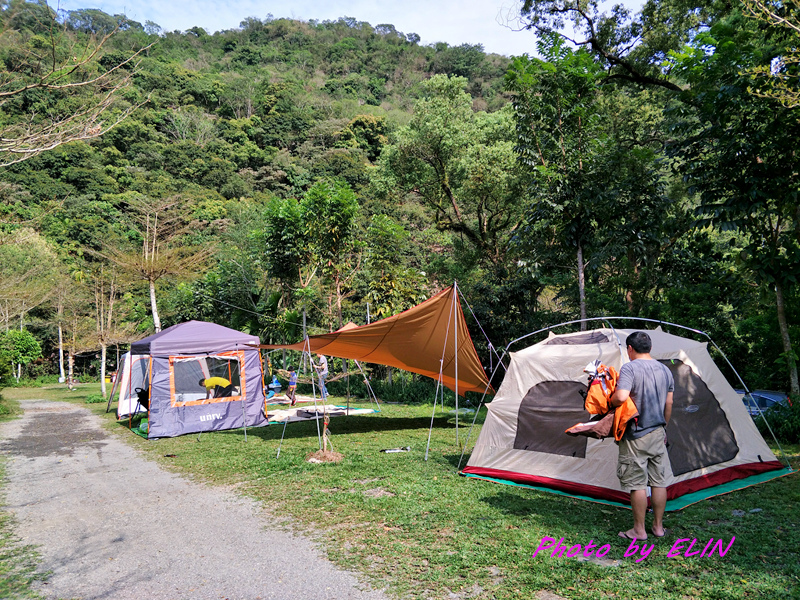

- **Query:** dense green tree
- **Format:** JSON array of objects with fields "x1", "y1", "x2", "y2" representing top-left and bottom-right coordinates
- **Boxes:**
[
  {"x1": 363, "y1": 215, "x2": 427, "y2": 319},
  {"x1": 506, "y1": 38, "x2": 605, "y2": 325},
  {"x1": 0, "y1": 328, "x2": 41, "y2": 382},
  {"x1": 667, "y1": 15, "x2": 800, "y2": 394},
  {"x1": 300, "y1": 179, "x2": 361, "y2": 328},
  {"x1": 378, "y1": 75, "x2": 527, "y2": 268}
]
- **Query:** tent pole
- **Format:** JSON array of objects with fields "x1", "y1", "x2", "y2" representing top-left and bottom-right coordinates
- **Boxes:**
[
  {"x1": 354, "y1": 360, "x2": 380, "y2": 412},
  {"x1": 106, "y1": 351, "x2": 121, "y2": 414},
  {"x1": 306, "y1": 337, "x2": 322, "y2": 450},
  {"x1": 425, "y1": 370, "x2": 443, "y2": 461},
  {"x1": 241, "y1": 397, "x2": 248, "y2": 442},
  {"x1": 426, "y1": 286, "x2": 456, "y2": 459},
  {"x1": 302, "y1": 308, "x2": 307, "y2": 375},
  {"x1": 454, "y1": 283, "x2": 459, "y2": 449},
  {"x1": 238, "y1": 344, "x2": 248, "y2": 442},
  {"x1": 276, "y1": 418, "x2": 289, "y2": 458}
]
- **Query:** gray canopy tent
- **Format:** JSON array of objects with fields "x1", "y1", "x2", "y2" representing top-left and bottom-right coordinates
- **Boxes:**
[{"x1": 126, "y1": 320, "x2": 268, "y2": 438}]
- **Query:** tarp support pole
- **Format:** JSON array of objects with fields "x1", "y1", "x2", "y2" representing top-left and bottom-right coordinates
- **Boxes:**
[
  {"x1": 354, "y1": 360, "x2": 381, "y2": 412},
  {"x1": 454, "y1": 282, "x2": 459, "y2": 448},
  {"x1": 305, "y1": 337, "x2": 322, "y2": 450},
  {"x1": 425, "y1": 287, "x2": 456, "y2": 460},
  {"x1": 276, "y1": 418, "x2": 289, "y2": 458},
  {"x1": 457, "y1": 284, "x2": 505, "y2": 373},
  {"x1": 425, "y1": 369, "x2": 444, "y2": 461}
]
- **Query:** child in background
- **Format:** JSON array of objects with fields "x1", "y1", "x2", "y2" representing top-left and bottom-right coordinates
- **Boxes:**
[{"x1": 287, "y1": 366, "x2": 298, "y2": 406}]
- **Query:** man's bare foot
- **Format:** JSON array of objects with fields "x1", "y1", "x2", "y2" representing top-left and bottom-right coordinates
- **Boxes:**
[
  {"x1": 618, "y1": 529, "x2": 647, "y2": 541},
  {"x1": 651, "y1": 526, "x2": 668, "y2": 538}
]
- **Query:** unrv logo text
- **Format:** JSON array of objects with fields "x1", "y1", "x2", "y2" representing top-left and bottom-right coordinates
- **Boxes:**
[{"x1": 199, "y1": 413, "x2": 222, "y2": 422}]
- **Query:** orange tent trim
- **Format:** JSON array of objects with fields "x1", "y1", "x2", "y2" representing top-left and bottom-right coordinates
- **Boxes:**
[{"x1": 256, "y1": 286, "x2": 492, "y2": 395}]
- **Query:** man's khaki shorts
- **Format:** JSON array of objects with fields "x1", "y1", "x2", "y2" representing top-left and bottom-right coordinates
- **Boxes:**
[{"x1": 617, "y1": 428, "x2": 672, "y2": 491}]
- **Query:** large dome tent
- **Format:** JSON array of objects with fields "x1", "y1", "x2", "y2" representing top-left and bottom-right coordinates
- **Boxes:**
[{"x1": 461, "y1": 319, "x2": 792, "y2": 510}]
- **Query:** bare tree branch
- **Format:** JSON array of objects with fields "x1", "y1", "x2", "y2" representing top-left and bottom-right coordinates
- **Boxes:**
[{"x1": 0, "y1": 4, "x2": 154, "y2": 166}]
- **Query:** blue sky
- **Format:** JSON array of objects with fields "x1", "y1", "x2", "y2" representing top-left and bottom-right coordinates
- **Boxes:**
[{"x1": 50, "y1": 0, "x2": 573, "y2": 57}]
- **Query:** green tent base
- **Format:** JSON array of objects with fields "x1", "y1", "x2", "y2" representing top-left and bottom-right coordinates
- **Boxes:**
[
  {"x1": 462, "y1": 467, "x2": 794, "y2": 511},
  {"x1": 118, "y1": 416, "x2": 149, "y2": 438}
]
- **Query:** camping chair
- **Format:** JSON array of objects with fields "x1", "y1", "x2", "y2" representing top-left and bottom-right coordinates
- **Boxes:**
[{"x1": 135, "y1": 387, "x2": 150, "y2": 411}]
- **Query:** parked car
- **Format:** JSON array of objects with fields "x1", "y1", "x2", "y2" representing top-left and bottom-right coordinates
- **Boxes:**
[{"x1": 736, "y1": 389, "x2": 791, "y2": 418}]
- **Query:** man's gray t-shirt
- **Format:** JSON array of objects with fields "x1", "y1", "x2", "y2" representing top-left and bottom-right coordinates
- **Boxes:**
[{"x1": 617, "y1": 359, "x2": 674, "y2": 440}]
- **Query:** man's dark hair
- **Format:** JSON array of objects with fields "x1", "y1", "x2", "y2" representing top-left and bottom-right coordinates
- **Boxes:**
[
  {"x1": 288, "y1": 365, "x2": 295, "y2": 371},
  {"x1": 626, "y1": 331, "x2": 652, "y2": 354},
  {"x1": 198, "y1": 378, "x2": 206, "y2": 386}
]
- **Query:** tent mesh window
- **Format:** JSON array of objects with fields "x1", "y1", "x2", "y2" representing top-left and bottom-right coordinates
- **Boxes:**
[
  {"x1": 174, "y1": 356, "x2": 242, "y2": 402},
  {"x1": 661, "y1": 359, "x2": 739, "y2": 476},
  {"x1": 545, "y1": 332, "x2": 610, "y2": 345},
  {"x1": 514, "y1": 381, "x2": 591, "y2": 458}
]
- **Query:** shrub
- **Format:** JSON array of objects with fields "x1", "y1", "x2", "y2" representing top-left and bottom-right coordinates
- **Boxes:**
[
  {"x1": 755, "y1": 395, "x2": 800, "y2": 444},
  {"x1": 6, "y1": 374, "x2": 61, "y2": 387},
  {"x1": 84, "y1": 393, "x2": 106, "y2": 404}
]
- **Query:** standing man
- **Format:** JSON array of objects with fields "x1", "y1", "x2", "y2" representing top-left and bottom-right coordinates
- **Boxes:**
[
  {"x1": 314, "y1": 354, "x2": 329, "y2": 400},
  {"x1": 610, "y1": 331, "x2": 674, "y2": 541}
]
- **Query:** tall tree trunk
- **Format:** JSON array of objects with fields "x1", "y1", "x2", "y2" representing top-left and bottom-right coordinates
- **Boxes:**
[
  {"x1": 68, "y1": 351, "x2": 75, "y2": 390},
  {"x1": 58, "y1": 323, "x2": 65, "y2": 382},
  {"x1": 335, "y1": 276, "x2": 344, "y2": 329},
  {"x1": 775, "y1": 281, "x2": 799, "y2": 396},
  {"x1": 149, "y1": 279, "x2": 161, "y2": 332},
  {"x1": 577, "y1": 243, "x2": 587, "y2": 331},
  {"x1": 100, "y1": 343, "x2": 107, "y2": 398}
]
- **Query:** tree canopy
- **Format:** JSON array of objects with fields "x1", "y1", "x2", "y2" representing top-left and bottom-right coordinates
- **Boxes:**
[{"x1": 0, "y1": 5, "x2": 796, "y2": 396}]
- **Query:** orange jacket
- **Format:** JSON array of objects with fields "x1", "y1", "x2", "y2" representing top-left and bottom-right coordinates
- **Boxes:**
[{"x1": 567, "y1": 364, "x2": 639, "y2": 441}]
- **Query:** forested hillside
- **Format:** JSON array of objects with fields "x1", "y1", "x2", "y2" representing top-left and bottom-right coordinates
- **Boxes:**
[{"x1": 1, "y1": 0, "x2": 798, "y2": 395}]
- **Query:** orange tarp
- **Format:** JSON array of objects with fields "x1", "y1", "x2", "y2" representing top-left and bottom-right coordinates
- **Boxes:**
[{"x1": 258, "y1": 286, "x2": 491, "y2": 395}]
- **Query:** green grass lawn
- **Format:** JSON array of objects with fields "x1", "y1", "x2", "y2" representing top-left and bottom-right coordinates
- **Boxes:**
[{"x1": 3, "y1": 384, "x2": 799, "y2": 599}]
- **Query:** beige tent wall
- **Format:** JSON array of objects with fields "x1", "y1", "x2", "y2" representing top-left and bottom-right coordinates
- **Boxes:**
[
  {"x1": 466, "y1": 327, "x2": 780, "y2": 499},
  {"x1": 467, "y1": 331, "x2": 627, "y2": 494}
]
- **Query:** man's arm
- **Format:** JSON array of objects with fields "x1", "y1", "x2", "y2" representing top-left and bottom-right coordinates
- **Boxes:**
[
  {"x1": 664, "y1": 391, "x2": 673, "y2": 425},
  {"x1": 610, "y1": 388, "x2": 630, "y2": 408}
]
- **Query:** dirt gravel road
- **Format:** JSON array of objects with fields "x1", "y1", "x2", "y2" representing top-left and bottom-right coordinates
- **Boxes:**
[{"x1": 0, "y1": 399, "x2": 387, "y2": 600}]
